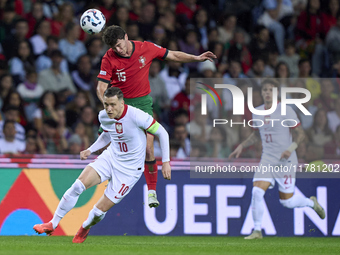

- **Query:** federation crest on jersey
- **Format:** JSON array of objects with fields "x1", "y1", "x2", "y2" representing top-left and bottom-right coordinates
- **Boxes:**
[
  {"x1": 139, "y1": 56, "x2": 146, "y2": 69},
  {"x1": 115, "y1": 123, "x2": 123, "y2": 134}
]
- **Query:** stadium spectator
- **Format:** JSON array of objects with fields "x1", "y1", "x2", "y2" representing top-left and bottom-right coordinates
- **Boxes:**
[
  {"x1": 2, "y1": 18, "x2": 29, "y2": 60},
  {"x1": 138, "y1": 2, "x2": 156, "y2": 40},
  {"x1": 307, "y1": 108, "x2": 333, "y2": 147},
  {"x1": 323, "y1": 124, "x2": 340, "y2": 159},
  {"x1": 33, "y1": 91, "x2": 59, "y2": 132},
  {"x1": 67, "y1": 134, "x2": 83, "y2": 155},
  {"x1": 17, "y1": 70, "x2": 44, "y2": 121},
  {"x1": 190, "y1": 105, "x2": 211, "y2": 143},
  {"x1": 159, "y1": 60, "x2": 188, "y2": 100},
  {"x1": 58, "y1": 22, "x2": 87, "y2": 70},
  {"x1": 175, "y1": 0, "x2": 199, "y2": 22},
  {"x1": 9, "y1": 39, "x2": 35, "y2": 85},
  {"x1": 325, "y1": 13, "x2": 340, "y2": 64},
  {"x1": 192, "y1": 8, "x2": 212, "y2": 50},
  {"x1": 71, "y1": 54, "x2": 95, "y2": 92},
  {"x1": 37, "y1": 119, "x2": 66, "y2": 154},
  {"x1": 73, "y1": 121, "x2": 90, "y2": 151},
  {"x1": 65, "y1": 90, "x2": 93, "y2": 128},
  {"x1": 150, "y1": 24, "x2": 167, "y2": 47},
  {"x1": 126, "y1": 21, "x2": 140, "y2": 40},
  {"x1": 313, "y1": 78, "x2": 337, "y2": 111},
  {"x1": 35, "y1": 35, "x2": 68, "y2": 73},
  {"x1": 197, "y1": 59, "x2": 216, "y2": 78},
  {"x1": 29, "y1": 19, "x2": 51, "y2": 57},
  {"x1": 38, "y1": 49, "x2": 77, "y2": 94},
  {"x1": 155, "y1": 0, "x2": 171, "y2": 18},
  {"x1": 1, "y1": 91, "x2": 27, "y2": 126},
  {"x1": 0, "y1": 105, "x2": 25, "y2": 142},
  {"x1": 218, "y1": 14, "x2": 237, "y2": 45},
  {"x1": 173, "y1": 123, "x2": 190, "y2": 158},
  {"x1": 26, "y1": 1, "x2": 49, "y2": 38},
  {"x1": 297, "y1": 58, "x2": 321, "y2": 102},
  {"x1": 98, "y1": 0, "x2": 116, "y2": 21},
  {"x1": 327, "y1": 97, "x2": 340, "y2": 133},
  {"x1": 227, "y1": 29, "x2": 252, "y2": 74},
  {"x1": 248, "y1": 25, "x2": 277, "y2": 63},
  {"x1": 208, "y1": 42, "x2": 227, "y2": 74},
  {"x1": 157, "y1": 10, "x2": 177, "y2": 40},
  {"x1": 320, "y1": 0, "x2": 339, "y2": 36},
  {"x1": 257, "y1": 0, "x2": 294, "y2": 55},
  {"x1": 108, "y1": 5, "x2": 130, "y2": 31},
  {"x1": 85, "y1": 37, "x2": 104, "y2": 72},
  {"x1": 277, "y1": 40, "x2": 300, "y2": 77},
  {"x1": 246, "y1": 58, "x2": 274, "y2": 81},
  {"x1": 129, "y1": 0, "x2": 142, "y2": 21},
  {"x1": 56, "y1": 106, "x2": 72, "y2": 142},
  {"x1": 0, "y1": 120, "x2": 25, "y2": 154},
  {"x1": 0, "y1": 74, "x2": 14, "y2": 111},
  {"x1": 79, "y1": 105, "x2": 98, "y2": 143},
  {"x1": 274, "y1": 62, "x2": 291, "y2": 88},
  {"x1": 206, "y1": 126, "x2": 230, "y2": 158},
  {"x1": 0, "y1": 6, "x2": 20, "y2": 43},
  {"x1": 24, "y1": 136, "x2": 40, "y2": 154}
]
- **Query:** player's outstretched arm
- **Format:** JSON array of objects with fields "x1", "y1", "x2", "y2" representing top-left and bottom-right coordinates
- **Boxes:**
[
  {"x1": 166, "y1": 50, "x2": 217, "y2": 63},
  {"x1": 96, "y1": 80, "x2": 110, "y2": 103},
  {"x1": 229, "y1": 130, "x2": 261, "y2": 159},
  {"x1": 80, "y1": 131, "x2": 111, "y2": 160},
  {"x1": 280, "y1": 125, "x2": 305, "y2": 160},
  {"x1": 146, "y1": 121, "x2": 171, "y2": 180}
]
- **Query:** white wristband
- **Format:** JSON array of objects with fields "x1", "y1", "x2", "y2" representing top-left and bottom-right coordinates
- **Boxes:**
[{"x1": 287, "y1": 142, "x2": 298, "y2": 153}]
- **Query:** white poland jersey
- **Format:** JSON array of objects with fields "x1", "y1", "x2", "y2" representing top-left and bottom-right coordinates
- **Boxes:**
[
  {"x1": 252, "y1": 103, "x2": 300, "y2": 163},
  {"x1": 99, "y1": 104, "x2": 154, "y2": 173}
]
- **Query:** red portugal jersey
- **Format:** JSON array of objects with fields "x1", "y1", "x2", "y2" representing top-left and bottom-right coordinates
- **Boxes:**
[{"x1": 97, "y1": 41, "x2": 168, "y2": 98}]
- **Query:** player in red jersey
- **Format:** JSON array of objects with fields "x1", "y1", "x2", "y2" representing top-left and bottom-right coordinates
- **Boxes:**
[{"x1": 96, "y1": 25, "x2": 216, "y2": 207}]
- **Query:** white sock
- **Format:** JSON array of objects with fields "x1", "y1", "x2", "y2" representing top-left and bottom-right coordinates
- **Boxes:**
[
  {"x1": 82, "y1": 206, "x2": 106, "y2": 229},
  {"x1": 280, "y1": 194, "x2": 314, "y2": 209},
  {"x1": 50, "y1": 179, "x2": 86, "y2": 229},
  {"x1": 148, "y1": 189, "x2": 156, "y2": 195},
  {"x1": 251, "y1": 186, "x2": 265, "y2": 231}
]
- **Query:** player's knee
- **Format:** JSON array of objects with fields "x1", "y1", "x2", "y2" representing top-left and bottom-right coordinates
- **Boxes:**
[
  {"x1": 252, "y1": 186, "x2": 265, "y2": 201},
  {"x1": 69, "y1": 179, "x2": 86, "y2": 196},
  {"x1": 280, "y1": 197, "x2": 294, "y2": 208}
]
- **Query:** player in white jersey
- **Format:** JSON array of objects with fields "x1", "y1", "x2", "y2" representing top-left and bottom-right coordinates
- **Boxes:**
[
  {"x1": 229, "y1": 79, "x2": 325, "y2": 239},
  {"x1": 33, "y1": 87, "x2": 171, "y2": 243}
]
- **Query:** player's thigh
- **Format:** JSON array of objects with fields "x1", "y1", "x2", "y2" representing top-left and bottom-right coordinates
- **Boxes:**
[
  {"x1": 274, "y1": 163, "x2": 296, "y2": 195},
  {"x1": 95, "y1": 194, "x2": 115, "y2": 212},
  {"x1": 86, "y1": 150, "x2": 113, "y2": 187},
  {"x1": 78, "y1": 166, "x2": 102, "y2": 189},
  {"x1": 104, "y1": 170, "x2": 142, "y2": 205}
]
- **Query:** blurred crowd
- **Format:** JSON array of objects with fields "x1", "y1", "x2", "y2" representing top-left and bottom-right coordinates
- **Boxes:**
[{"x1": 0, "y1": 0, "x2": 339, "y2": 161}]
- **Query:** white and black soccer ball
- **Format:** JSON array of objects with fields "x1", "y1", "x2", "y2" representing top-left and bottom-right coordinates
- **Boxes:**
[{"x1": 80, "y1": 9, "x2": 106, "y2": 35}]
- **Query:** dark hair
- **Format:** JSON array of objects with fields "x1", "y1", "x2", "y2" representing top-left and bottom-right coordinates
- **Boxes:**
[
  {"x1": 104, "y1": 87, "x2": 124, "y2": 99},
  {"x1": 261, "y1": 78, "x2": 279, "y2": 89},
  {"x1": 298, "y1": 58, "x2": 310, "y2": 66},
  {"x1": 43, "y1": 119, "x2": 58, "y2": 128},
  {"x1": 3, "y1": 120, "x2": 15, "y2": 129},
  {"x1": 173, "y1": 108, "x2": 189, "y2": 119},
  {"x1": 38, "y1": 91, "x2": 58, "y2": 109},
  {"x1": 284, "y1": 40, "x2": 296, "y2": 50},
  {"x1": 64, "y1": 22, "x2": 76, "y2": 34},
  {"x1": 275, "y1": 61, "x2": 290, "y2": 78},
  {"x1": 2, "y1": 104, "x2": 19, "y2": 113},
  {"x1": 102, "y1": 25, "x2": 126, "y2": 48},
  {"x1": 46, "y1": 35, "x2": 59, "y2": 44}
]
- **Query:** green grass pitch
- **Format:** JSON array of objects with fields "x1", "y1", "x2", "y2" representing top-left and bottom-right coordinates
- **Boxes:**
[{"x1": 0, "y1": 236, "x2": 339, "y2": 255}]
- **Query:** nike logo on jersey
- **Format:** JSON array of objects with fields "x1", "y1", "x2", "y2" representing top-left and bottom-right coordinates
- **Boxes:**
[
  {"x1": 115, "y1": 196, "x2": 122, "y2": 199},
  {"x1": 117, "y1": 68, "x2": 125, "y2": 71},
  {"x1": 118, "y1": 136, "x2": 123, "y2": 139}
]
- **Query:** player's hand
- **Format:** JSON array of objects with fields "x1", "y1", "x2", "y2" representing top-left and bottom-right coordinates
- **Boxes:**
[
  {"x1": 80, "y1": 149, "x2": 91, "y2": 160},
  {"x1": 162, "y1": 162, "x2": 171, "y2": 180},
  {"x1": 280, "y1": 150, "x2": 291, "y2": 160},
  {"x1": 228, "y1": 144, "x2": 243, "y2": 159},
  {"x1": 197, "y1": 51, "x2": 217, "y2": 62}
]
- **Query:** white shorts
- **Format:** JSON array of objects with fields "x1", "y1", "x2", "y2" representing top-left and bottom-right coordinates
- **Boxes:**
[
  {"x1": 89, "y1": 149, "x2": 143, "y2": 204},
  {"x1": 253, "y1": 159, "x2": 296, "y2": 193}
]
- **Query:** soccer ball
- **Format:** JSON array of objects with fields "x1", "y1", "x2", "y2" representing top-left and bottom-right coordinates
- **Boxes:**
[{"x1": 80, "y1": 9, "x2": 106, "y2": 35}]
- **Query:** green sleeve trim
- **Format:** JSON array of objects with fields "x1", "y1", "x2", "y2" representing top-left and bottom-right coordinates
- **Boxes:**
[{"x1": 146, "y1": 121, "x2": 160, "y2": 134}]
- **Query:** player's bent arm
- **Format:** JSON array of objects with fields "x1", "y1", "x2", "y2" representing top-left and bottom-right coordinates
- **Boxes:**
[
  {"x1": 286, "y1": 125, "x2": 305, "y2": 153},
  {"x1": 87, "y1": 131, "x2": 111, "y2": 154},
  {"x1": 241, "y1": 129, "x2": 261, "y2": 148},
  {"x1": 166, "y1": 50, "x2": 216, "y2": 63},
  {"x1": 96, "y1": 80, "x2": 110, "y2": 103}
]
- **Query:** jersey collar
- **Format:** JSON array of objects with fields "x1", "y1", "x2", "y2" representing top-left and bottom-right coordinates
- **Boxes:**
[
  {"x1": 115, "y1": 104, "x2": 128, "y2": 120},
  {"x1": 115, "y1": 41, "x2": 135, "y2": 59}
]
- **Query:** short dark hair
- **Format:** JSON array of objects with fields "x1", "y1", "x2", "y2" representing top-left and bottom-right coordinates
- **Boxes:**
[
  {"x1": 298, "y1": 58, "x2": 310, "y2": 66},
  {"x1": 102, "y1": 25, "x2": 126, "y2": 48},
  {"x1": 261, "y1": 78, "x2": 279, "y2": 89},
  {"x1": 3, "y1": 120, "x2": 15, "y2": 129},
  {"x1": 104, "y1": 87, "x2": 124, "y2": 100}
]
